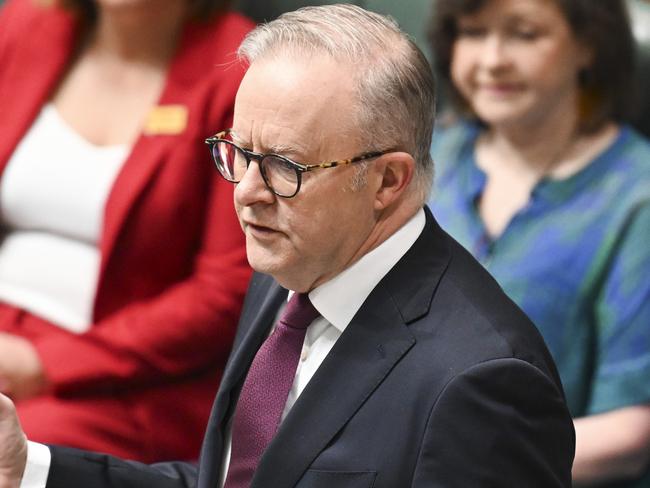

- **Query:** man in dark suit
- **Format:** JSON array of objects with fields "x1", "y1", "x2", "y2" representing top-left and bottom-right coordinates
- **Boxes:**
[{"x1": 0, "y1": 4, "x2": 574, "y2": 488}]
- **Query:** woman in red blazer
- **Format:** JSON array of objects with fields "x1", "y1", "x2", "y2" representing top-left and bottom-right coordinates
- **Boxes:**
[{"x1": 0, "y1": 0, "x2": 253, "y2": 461}]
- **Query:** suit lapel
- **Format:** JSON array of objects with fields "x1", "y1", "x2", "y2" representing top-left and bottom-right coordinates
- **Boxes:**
[
  {"x1": 251, "y1": 284, "x2": 416, "y2": 488},
  {"x1": 251, "y1": 208, "x2": 452, "y2": 487},
  {"x1": 97, "y1": 138, "x2": 173, "y2": 276},
  {"x1": 197, "y1": 275, "x2": 288, "y2": 487}
]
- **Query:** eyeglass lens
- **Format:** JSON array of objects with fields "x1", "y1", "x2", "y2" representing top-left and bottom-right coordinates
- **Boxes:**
[{"x1": 212, "y1": 140, "x2": 300, "y2": 197}]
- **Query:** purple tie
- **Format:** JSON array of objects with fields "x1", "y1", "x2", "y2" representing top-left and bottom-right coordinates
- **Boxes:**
[{"x1": 224, "y1": 292, "x2": 320, "y2": 488}]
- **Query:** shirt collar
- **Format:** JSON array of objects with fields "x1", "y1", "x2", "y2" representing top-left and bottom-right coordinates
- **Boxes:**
[{"x1": 306, "y1": 208, "x2": 425, "y2": 333}]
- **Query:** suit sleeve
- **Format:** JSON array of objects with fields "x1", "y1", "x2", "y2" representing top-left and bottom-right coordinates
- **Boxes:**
[
  {"x1": 411, "y1": 358, "x2": 575, "y2": 487},
  {"x1": 45, "y1": 446, "x2": 197, "y2": 488}
]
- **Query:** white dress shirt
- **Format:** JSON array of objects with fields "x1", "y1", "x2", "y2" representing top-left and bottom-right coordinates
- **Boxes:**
[{"x1": 21, "y1": 209, "x2": 425, "y2": 488}]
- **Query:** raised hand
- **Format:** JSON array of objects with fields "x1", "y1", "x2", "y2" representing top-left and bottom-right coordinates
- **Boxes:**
[{"x1": 0, "y1": 394, "x2": 27, "y2": 488}]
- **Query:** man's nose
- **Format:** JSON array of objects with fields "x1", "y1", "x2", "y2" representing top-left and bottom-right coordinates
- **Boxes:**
[{"x1": 234, "y1": 160, "x2": 275, "y2": 206}]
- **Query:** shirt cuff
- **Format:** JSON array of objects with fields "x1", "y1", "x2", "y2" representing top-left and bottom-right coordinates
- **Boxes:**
[{"x1": 20, "y1": 442, "x2": 51, "y2": 488}]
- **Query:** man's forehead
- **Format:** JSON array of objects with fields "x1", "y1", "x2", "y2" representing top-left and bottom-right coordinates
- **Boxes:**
[
  {"x1": 232, "y1": 55, "x2": 360, "y2": 157},
  {"x1": 238, "y1": 55, "x2": 352, "y2": 100}
]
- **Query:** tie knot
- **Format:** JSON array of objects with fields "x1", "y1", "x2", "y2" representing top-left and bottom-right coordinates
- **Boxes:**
[{"x1": 279, "y1": 293, "x2": 320, "y2": 330}]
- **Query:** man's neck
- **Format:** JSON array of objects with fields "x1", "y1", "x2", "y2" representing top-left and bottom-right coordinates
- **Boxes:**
[{"x1": 305, "y1": 200, "x2": 422, "y2": 292}]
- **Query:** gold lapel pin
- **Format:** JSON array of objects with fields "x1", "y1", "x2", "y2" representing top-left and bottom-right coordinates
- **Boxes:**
[{"x1": 143, "y1": 105, "x2": 189, "y2": 136}]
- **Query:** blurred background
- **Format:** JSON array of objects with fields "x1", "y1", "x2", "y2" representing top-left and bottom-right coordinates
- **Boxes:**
[
  {"x1": 232, "y1": 0, "x2": 650, "y2": 137},
  {"x1": 1, "y1": 0, "x2": 648, "y2": 135}
]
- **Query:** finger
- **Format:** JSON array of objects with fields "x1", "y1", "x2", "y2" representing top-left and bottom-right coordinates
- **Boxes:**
[
  {"x1": 0, "y1": 393, "x2": 17, "y2": 422},
  {"x1": 0, "y1": 392, "x2": 28, "y2": 486}
]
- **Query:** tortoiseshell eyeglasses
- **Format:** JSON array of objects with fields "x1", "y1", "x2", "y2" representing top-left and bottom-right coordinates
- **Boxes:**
[{"x1": 205, "y1": 129, "x2": 388, "y2": 198}]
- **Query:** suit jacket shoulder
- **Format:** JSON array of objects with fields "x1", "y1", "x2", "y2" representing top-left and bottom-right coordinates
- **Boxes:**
[{"x1": 204, "y1": 208, "x2": 575, "y2": 488}]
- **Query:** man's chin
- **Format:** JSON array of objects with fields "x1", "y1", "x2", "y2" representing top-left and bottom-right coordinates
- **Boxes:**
[
  {"x1": 247, "y1": 253, "x2": 311, "y2": 290},
  {"x1": 246, "y1": 249, "x2": 282, "y2": 275}
]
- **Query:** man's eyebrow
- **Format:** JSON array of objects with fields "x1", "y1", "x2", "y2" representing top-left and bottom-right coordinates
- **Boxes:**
[
  {"x1": 267, "y1": 142, "x2": 307, "y2": 158},
  {"x1": 229, "y1": 130, "x2": 308, "y2": 159}
]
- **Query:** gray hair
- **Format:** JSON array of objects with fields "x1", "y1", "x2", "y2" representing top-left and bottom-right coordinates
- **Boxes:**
[{"x1": 238, "y1": 4, "x2": 436, "y2": 203}]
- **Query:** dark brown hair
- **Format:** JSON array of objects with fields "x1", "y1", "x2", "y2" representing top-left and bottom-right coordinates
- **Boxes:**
[
  {"x1": 60, "y1": 0, "x2": 232, "y2": 24},
  {"x1": 429, "y1": 0, "x2": 636, "y2": 132}
]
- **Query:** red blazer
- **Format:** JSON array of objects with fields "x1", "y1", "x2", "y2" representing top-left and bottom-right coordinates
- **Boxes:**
[{"x1": 0, "y1": 0, "x2": 253, "y2": 461}]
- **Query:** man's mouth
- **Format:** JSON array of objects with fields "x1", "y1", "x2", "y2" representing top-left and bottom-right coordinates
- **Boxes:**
[{"x1": 244, "y1": 221, "x2": 279, "y2": 237}]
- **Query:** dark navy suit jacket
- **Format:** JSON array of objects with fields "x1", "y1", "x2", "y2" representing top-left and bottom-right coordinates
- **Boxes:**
[{"x1": 46, "y1": 208, "x2": 575, "y2": 487}]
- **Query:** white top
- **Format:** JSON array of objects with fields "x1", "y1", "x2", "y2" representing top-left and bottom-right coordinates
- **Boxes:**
[
  {"x1": 0, "y1": 104, "x2": 127, "y2": 332},
  {"x1": 21, "y1": 208, "x2": 426, "y2": 488}
]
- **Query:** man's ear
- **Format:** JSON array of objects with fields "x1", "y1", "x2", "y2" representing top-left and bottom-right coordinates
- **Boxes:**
[{"x1": 372, "y1": 152, "x2": 415, "y2": 211}]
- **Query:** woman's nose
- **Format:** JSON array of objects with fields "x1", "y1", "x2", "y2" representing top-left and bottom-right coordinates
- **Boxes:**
[{"x1": 480, "y1": 34, "x2": 510, "y2": 70}]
